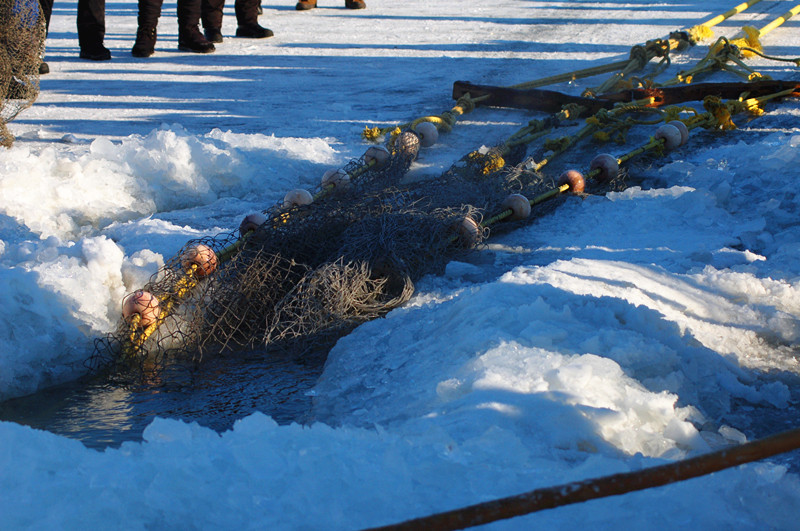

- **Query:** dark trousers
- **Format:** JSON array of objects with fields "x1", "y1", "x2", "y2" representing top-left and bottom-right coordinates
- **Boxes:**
[
  {"x1": 39, "y1": 0, "x2": 105, "y2": 51},
  {"x1": 137, "y1": 0, "x2": 202, "y2": 32},
  {"x1": 201, "y1": 0, "x2": 259, "y2": 30}
]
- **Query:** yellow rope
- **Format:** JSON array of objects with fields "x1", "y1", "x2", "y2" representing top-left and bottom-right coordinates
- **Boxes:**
[
  {"x1": 687, "y1": 0, "x2": 764, "y2": 42},
  {"x1": 726, "y1": 3, "x2": 800, "y2": 57},
  {"x1": 363, "y1": 0, "x2": 765, "y2": 143},
  {"x1": 481, "y1": 87, "x2": 792, "y2": 230},
  {"x1": 121, "y1": 263, "x2": 202, "y2": 359}
]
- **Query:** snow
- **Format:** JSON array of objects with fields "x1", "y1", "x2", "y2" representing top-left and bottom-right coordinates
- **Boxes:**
[{"x1": 2, "y1": 0, "x2": 800, "y2": 528}]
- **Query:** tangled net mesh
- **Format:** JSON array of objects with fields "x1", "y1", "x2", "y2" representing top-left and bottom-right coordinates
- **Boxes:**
[
  {"x1": 90, "y1": 128, "x2": 625, "y2": 382},
  {"x1": 0, "y1": 0, "x2": 45, "y2": 148}
]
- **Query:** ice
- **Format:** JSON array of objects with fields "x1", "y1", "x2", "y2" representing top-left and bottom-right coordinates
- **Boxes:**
[{"x1": 2, "y1": 0, "x2": 800, "y2": 528}]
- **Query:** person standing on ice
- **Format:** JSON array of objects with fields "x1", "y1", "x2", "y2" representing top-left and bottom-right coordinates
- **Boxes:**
[
  {"x1": 38, "y1": 0, "x2": 110, "y2": 63},
  {"x1": 131, "y1": 0, "x2": 215, "y2": 57},
  {"x1": 295, "y1": 0, "x2": 365, "y2": 9},
  {"x1": 200, "y1": 0, "x2": 273, "y2": 43}
]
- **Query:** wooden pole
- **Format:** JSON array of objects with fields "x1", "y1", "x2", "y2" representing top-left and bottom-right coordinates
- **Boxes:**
[{"x1": 366, "y1": 427, "x2": 800, "y2": 531}]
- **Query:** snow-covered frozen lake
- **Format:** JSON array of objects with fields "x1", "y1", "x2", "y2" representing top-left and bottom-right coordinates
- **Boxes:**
[{"x1": 2, "y1": 0, "x2": 800, "y2": 528}]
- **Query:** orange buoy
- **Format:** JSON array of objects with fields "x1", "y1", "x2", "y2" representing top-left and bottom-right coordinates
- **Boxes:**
[
  {"x1": 122, "y1": 290, "x2": 161, "y2": 327},
  {"x1": 396, "y1": 131, "x2": 420, "y2": 161},
  {"x1": 181, "y1": 243, "x2": 218, "y2": 277},
  {"x1": 558, "y1": 170, "x2": 585, "y2": 193}
]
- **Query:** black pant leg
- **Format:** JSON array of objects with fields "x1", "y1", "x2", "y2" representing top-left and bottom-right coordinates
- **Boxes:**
[
  {"x1": 137, "y1": 0, "x2": 163, "y2": 29},
  {"x1": 234, "y1": 0, "x2": 258, "y2": 26},
  {"x1": 38, "y1": 0, "x2": 54, "y2": 34},
  {"x1": 201, "y1": 0, "x2": 225, "y2": 30},
  {"x1": 177, "y1": 0, "x2": 202, "y2": 31},
  {"x1": 77, "y1": 0, "x2": 105, "y2": 50}
]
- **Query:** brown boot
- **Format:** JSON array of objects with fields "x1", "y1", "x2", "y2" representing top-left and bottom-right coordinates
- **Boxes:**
[
  {"x1": 295, "y1": 0, "x2": 316, "y2": 9},
  {"x1": 345, "y1": 0, "x2": 365, "y2": 8}
]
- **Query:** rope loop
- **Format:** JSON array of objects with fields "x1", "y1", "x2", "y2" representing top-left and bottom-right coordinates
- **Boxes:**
[
  {"x1": 646, "y1": 38, "x2": 671, "y2": 58},
  {"x1": 669, "y1": 30, "x2": 693, "y2": 49},
  {"x1": 455, "y1": 94, "x2": 477, "y2": 114},
  {"x1": 628, "y1": 45, "x2": 649, "y2": 69}
]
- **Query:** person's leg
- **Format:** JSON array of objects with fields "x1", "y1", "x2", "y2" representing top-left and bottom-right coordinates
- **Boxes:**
[
  {"x1": 38, "y1": 0, "x2": 55, "y2": 73},
  {"x1": 201, "y1": 0, "x2": 224, "y2": 42},
  {"x1": 178, "y1": 0, "x2": 215, "y2": 53},
  {"x1": 77, "y1": 0, "x2": 109, "y2": 59},
  {"x1": 132, "y1": 0, "x2": 162, "y2": 57},
  {"x1": 234, "y1": 0, "x2": 272, "y2": 38},
  {"x1": 39, "y1": 0, "x2": 54, "y2": 33}
]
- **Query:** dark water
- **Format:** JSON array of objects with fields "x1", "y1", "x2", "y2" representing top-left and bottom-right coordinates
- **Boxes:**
[{"x1": 0, "y1": 352, "x2": 325, "y2": 449}]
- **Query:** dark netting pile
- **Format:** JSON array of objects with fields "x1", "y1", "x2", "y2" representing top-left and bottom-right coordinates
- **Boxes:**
[
  {"x1": 1, "y1": 0, "x2": 45, "y2": 147},
  {"x1": 90, "y1": 128, "x2": 626, "y2": 382}
]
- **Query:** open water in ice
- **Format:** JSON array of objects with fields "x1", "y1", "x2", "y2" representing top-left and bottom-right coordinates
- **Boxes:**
[{"x1": 0, "y1": 352, "x2": 325, "y2": 449}]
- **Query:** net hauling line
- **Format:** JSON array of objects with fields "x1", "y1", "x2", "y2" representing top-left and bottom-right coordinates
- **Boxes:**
[
  {"x1": 360, "y1": 0, "x2": 766, "y2": 148},
  {"x1": 445, "y1": 0, "x2": 799, "y2": 180},
  {"x1": 660, "y1": 2, "x2": 800, "y2": 86},
  {"x1": 93, "y1": 80, "x2": 798, "y2": 377},
  {"x1": 365, "y1": 426, "x2": 800, "y2": 531}
]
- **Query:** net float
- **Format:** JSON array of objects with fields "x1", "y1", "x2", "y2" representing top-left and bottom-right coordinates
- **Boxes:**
[
  {"x1": 122, "y1": 290, "x2": 161, "y2": 328},
  {"x1": 363, "y1": 145, "x2": 390, "y2": 169},
  {"x1": 181, "y1": 243, "x2": 218, "y2": 277},
  {"x1": 558, "y1": 170, "x2": 585, "y2": 193},
  {"x1": 590, "y1": 154, "x2": 619, "y2": 182},
  {"x1": 454, "y1": 216, "x2": 481, "y2": 248},
  {"x1": 414, "y1": 121, "x2": 439, "y2": 148},
  {"x1": 655, "y1": 124, "x2": 682, "y2": 151},
  {"x1": 501, "y1": 193, "x2": 531, "y2": 221},
  {"x1": 239, "y1": 212, "x2": 267, "y2": 237},
  {"x1": 396, "y1": 131, "x2": 420, "y2": 160},
  {"x1": 283, "y1": 188, "x2": 314, "y2": 209},
  {"x1": 321, "y1": 169, "x2": 351, "y2": 188},
  {"x1": 667, "y1": 120, "x2": 689, "y2": 146}
]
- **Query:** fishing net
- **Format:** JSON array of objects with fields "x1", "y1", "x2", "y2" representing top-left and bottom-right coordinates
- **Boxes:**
[
  {"x1": 90, "y1": 129, "x2": 625, "y2": 381},
  {"x1": 0, "y1": 0, "x2": 45, "y2": 147}
]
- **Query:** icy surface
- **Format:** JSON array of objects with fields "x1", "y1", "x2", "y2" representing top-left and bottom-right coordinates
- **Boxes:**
[{"x1": 2, "y1": 0, "x2": 800, "y2": 528}]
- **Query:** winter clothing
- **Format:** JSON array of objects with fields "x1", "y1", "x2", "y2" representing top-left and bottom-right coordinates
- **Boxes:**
[
  {"x1": 133, "y1": 0, "x2": 215, "y2": 55},
  {"x1": 39, "y1": 0, "x2": 110, "y2": 60},
  {"x1": 201, "y1": 0, "x2": 273, "y2": 41},
  {"x1": 295, "y1": 0, "x2": 366, "y2": 10}
]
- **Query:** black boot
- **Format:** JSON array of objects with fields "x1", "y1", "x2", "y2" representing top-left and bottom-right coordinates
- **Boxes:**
[
  {"x1": 132, "y1": 27, "x2": 157, "y2": 57},
  {"x1": 80, "y1": 45, "x2": 111, "y2": 60},
  {"x1": 204, "y1": 27, "x2": 223, "y2": 43},
  {"x1": 179, "y1": 25, "x2": 216, "y2": 53},
  {"x1": 235, "y1": 24, "x2": 273, "y2": 38}
]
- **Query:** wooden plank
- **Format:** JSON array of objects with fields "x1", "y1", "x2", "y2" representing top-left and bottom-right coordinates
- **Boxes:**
[{"x1": 452, "y1": 80, "x2": 800, "y2": 112}]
